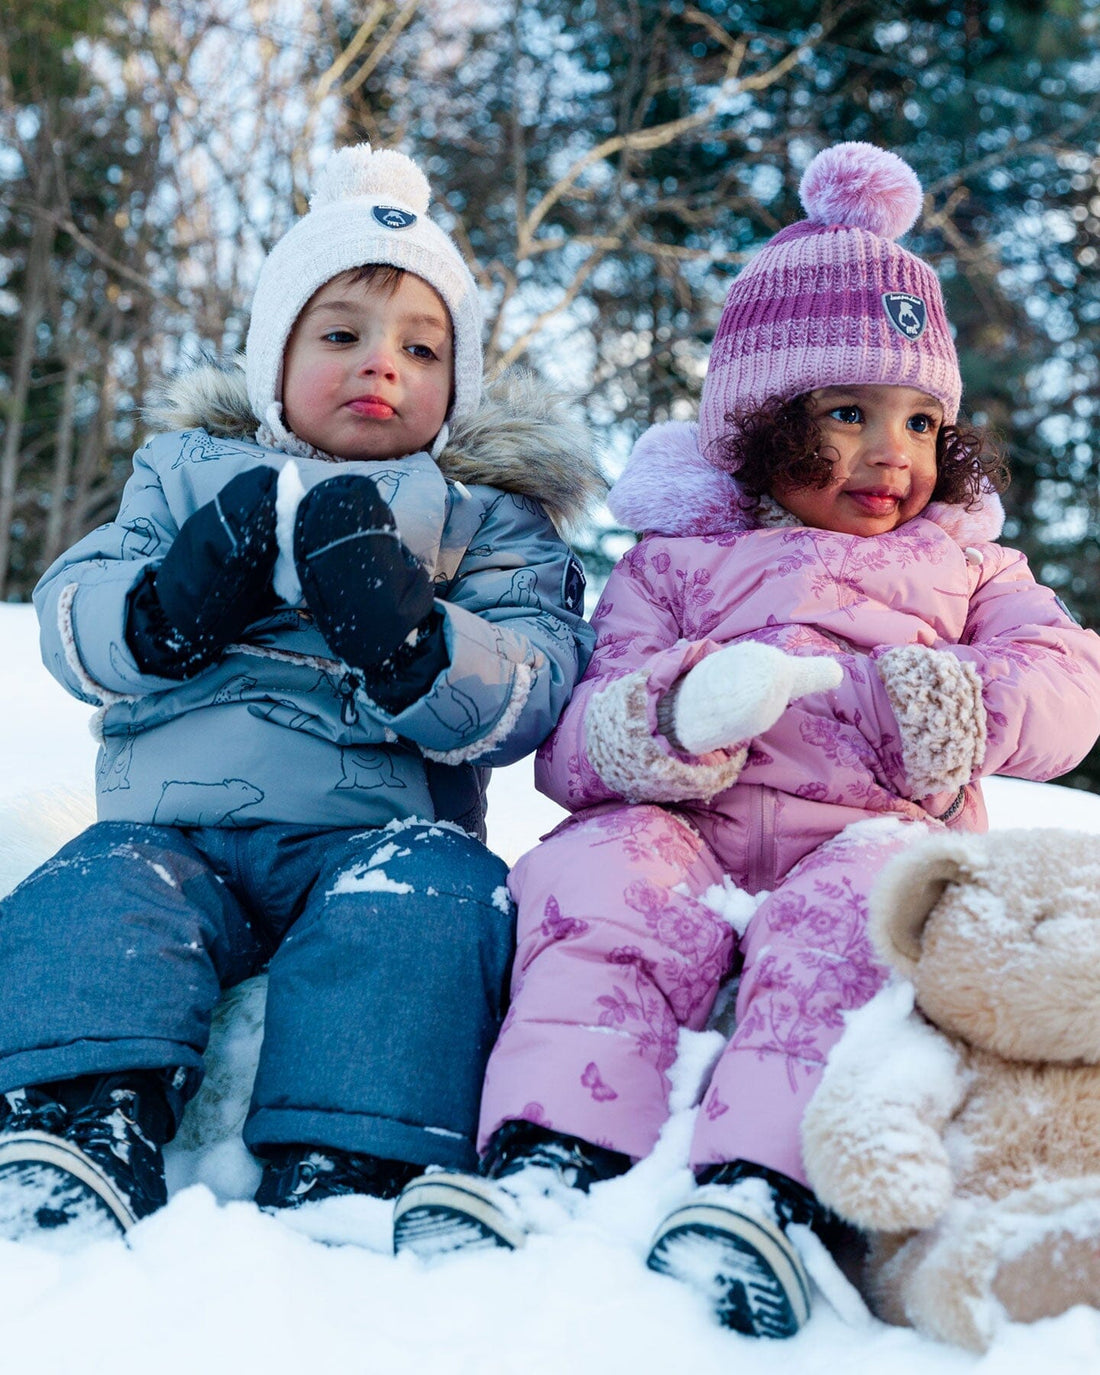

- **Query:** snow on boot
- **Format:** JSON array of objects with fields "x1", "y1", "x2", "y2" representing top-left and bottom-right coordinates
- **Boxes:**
[
  {"x1": 645, "y1": 1163, "x2": 823, "y2": 1339},
  {"x1": 0, "y1": 1078, "x2": 168, "y2": 1248},
  {"x1": 255, "y1": 1146, "x2": 418, "y2": 1209},
  {"x1": 392, "y1": 1121, "x2": 629, "y2": 1261}
]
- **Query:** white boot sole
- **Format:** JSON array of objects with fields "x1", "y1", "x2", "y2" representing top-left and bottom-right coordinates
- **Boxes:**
[
  {"x1": 646, "y1": 1196, "x2": 811, "y2": 1338},
  {"x1": 0, "y1": 1130, "x2": 136, "y2": 1241},
  {"x1": 393, "y1": 1173, "x2": 526, "y2": 1259}
]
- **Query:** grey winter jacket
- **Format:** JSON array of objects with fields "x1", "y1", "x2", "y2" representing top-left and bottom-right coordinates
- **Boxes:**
[{"x1": 34, "y1": 368, "x2": 603, "y2": 836}]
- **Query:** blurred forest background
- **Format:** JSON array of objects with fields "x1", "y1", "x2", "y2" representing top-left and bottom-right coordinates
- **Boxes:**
[{"x1": 2, "y1": 0, "x2": 1099, "y2": 783}]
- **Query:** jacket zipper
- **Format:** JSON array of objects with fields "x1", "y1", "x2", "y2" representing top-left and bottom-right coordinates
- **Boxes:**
[
  {"x1": 747, "y1": 785, "x2": 778, "y2": 892},
  {"x1": 338, "y1": 672, "x2": 362, "y2": 726}
]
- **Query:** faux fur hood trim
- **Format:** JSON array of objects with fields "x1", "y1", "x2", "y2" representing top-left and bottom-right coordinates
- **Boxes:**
[
  {"x1": 608, "y1": 419, "x2": 1005, "y2": 547},
  {"x1": 145, "y1": 361, "x2": 607, "y2": 535}
]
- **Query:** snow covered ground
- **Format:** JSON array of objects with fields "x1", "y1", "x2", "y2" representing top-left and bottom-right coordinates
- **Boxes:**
[{"x1": 0, "y1": 602, "x2": 1098, "y2": 1374}]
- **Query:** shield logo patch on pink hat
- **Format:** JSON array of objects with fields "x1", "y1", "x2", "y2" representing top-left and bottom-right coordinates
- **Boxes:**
[{"x1": 882, "y1": 292, "x2": 927, "y2": 340}]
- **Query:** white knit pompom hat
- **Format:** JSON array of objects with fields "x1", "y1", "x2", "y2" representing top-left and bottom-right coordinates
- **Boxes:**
[{"x1": 245, "y1": 143, "x2": 483, "y2": 455}]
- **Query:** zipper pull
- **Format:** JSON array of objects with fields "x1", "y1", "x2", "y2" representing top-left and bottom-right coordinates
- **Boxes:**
[{"x1": 339, "y1": 671, "x2": 362, "y2": 726}]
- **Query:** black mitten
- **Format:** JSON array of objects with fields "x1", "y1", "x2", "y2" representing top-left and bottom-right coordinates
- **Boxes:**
[
  {"x1": 126, "y1": 465, "x2": 279, "y2": 679},
  {"x1": 293, "y1": 474, "x2": 436, "y2": 668}
]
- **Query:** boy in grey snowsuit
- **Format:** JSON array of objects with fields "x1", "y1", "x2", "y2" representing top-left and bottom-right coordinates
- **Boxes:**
[{"x1": 0, "y1": 144, "x2": 600, "y2": 1245}]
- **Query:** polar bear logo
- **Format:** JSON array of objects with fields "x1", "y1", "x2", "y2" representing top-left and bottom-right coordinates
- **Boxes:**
[{"x1": 152, "y1": 778, "x2": 263, "y2": 826}]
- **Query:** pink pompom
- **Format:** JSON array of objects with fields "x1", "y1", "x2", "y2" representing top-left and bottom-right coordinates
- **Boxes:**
[{"x1": 799, "y1": 142, "x2": 923, "y2": 240}]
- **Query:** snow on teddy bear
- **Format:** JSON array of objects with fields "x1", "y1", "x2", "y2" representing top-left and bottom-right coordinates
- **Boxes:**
[{"x1": 800, "y1": 827, "x2": 1100, "y2": 1352}]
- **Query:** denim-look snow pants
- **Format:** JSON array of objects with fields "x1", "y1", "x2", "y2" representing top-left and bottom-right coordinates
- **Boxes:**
[{"x1": 0, "y1": 819, "x2": 514, "y2": 1170}]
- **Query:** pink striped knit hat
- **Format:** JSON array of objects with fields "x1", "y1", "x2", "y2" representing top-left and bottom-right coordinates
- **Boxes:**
[{"x1": 698, "y1": 142, "x2": 962, "y2": 467}]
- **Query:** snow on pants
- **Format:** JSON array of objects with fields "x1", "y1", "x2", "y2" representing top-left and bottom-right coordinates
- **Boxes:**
[
  {"x1": 0, "y1": 818, "x2": 514, "y2": 1170},
  {"x1": 478, "y1": 803, "x2": 924, "y2": 1186}
]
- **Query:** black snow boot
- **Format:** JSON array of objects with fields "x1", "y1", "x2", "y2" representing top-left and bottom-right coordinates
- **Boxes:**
[
  {"x1": 646, "y1": 1160, "x2": 842, "y2": 1339},
  {"x1": 255, "y1": 1146, "x2": 420, "y2": 1210},
  {"x1": 0, "y1": 1072, "x2": 174, "y2": 1248},
  {"x1": 392, "y1": 1121, "x2": 631, "y2": 1259}
]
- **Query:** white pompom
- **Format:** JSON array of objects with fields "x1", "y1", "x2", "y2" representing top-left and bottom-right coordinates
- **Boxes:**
[{"x1": 310, "y1": 144, "x2": 431, "y2": 214}]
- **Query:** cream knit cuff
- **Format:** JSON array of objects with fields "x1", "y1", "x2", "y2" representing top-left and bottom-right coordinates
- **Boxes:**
[
  {"x1": 877, "y1": 645, "x2": 987, "y2": 799},
  {"x1": 584, "y1": 670, "x2": 746, "y2": 804}
]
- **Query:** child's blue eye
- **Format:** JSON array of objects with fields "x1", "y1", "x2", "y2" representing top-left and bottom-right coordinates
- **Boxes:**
[
  {"x1": 828, "y1": 405, "x2": 863, "y2": 424},
  {"x1": 322, "y1": 329, "x2": 356, "y2": 344},
  {"x1": 406, "y1": 343, "x2": 438, "y2": 360},
  {"x1": 908, "y1": 414, "x2": 937, "y2": 434}
]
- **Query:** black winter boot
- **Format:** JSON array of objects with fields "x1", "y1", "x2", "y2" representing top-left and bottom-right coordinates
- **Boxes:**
[
  {"x1": 255, "y1": 1146, "x2": 419, "y2": 1209},
  {"x1": 0, "y1": 1072, "x2": 173, "y2": 1248},
  {"x1": 392, "y1": 1121, "x2": 631, "y2": 1260},
  {"x1": 646, "y1": 1160, "x2": 837, "y2": 1339}
]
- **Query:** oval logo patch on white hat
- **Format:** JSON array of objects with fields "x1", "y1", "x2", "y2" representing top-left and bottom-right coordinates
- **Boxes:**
[
  {"x1": 372, "y1": 205, "x2": 417, "y2": 229},
  {"x1": 882, "y1": 292, "x2": 927, "y2": 340}
]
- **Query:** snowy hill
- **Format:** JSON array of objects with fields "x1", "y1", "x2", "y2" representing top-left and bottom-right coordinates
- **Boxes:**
[{"x1": 0, "y1": 604, "x2": 1098, "y2": 1375}]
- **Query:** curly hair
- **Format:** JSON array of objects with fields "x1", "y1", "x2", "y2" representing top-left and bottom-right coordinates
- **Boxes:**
[{"x1": 716, "y1": 393, "x2": 1009, "y2": 511}]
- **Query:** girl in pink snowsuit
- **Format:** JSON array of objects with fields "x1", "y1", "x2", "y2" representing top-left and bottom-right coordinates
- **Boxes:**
[{"x1": 394, "y1": 143, "x2": 1100, "y2": 1334}]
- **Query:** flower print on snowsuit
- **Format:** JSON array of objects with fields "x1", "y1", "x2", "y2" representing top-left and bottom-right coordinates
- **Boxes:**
[{"x1": 477, "y1": 418, "x2": 1100, "y2": 1186}]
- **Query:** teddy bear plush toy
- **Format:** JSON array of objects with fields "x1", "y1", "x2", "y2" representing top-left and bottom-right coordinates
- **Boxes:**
[{"x1": 800, "y1": 826, "x2": 1100, "y2": 1352}]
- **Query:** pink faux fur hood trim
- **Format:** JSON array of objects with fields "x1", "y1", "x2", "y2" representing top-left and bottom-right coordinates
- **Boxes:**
[{"x1": 607, "y1": 419, "x2": 1005, "y2": 546}]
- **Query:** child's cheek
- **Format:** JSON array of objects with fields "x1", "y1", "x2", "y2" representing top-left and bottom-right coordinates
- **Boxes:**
[{"x1": 289, "y1": 358, "x2": 340, "y2": 409}]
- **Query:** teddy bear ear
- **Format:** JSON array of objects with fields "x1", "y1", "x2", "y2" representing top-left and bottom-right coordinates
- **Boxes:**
[{"x1": 869, "y1": 835, "x2": 984, "y2": 978}]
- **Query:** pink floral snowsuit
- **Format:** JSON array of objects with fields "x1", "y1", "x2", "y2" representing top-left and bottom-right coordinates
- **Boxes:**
[{"x1": 478, "y1": 421, "x2": 1100, "y2": 1186}]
